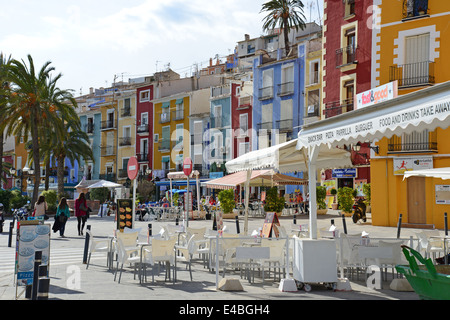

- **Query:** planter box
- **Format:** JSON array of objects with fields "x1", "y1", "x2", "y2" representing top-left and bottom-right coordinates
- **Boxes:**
[{"x1": 317, "y1": 209, "x2": 328, "y2": 215}]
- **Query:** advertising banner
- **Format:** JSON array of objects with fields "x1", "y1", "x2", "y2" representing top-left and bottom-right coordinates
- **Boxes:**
[{"x1": 117, "y1": 199, "x2": 133, "y2": 232}]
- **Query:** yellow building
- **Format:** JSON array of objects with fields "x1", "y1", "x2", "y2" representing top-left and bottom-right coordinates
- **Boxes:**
[
  {"x1": 99, "y1": 99, "x2": 118, "y2": 181},
  {"x1": 371, "y1": 0, "x2": 450, "y2": 229},
  {"x1": 152, "y1": 93, "x2": 190, "y2": 177},
  {"x1": 117, "y1": 91, "x2": 137, "y2": 184}
]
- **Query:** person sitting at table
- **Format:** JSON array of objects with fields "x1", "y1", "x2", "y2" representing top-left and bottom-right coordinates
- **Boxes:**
[{"x1": 209, "y1": 196, "x2": 216, "y2": 206}]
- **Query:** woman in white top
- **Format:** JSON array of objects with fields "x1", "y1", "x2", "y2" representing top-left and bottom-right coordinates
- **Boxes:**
[{"x1": 34, "y1": 195, "x2": 48, "y2": 217}]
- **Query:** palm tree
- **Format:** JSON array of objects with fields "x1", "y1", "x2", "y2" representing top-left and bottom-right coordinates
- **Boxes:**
[
  {"x1": 260, "y1": 0, "x2": 307, "y2": 57},
  {"x1": 4, "y1": 55, "x2": 62, "y2": 206},
  {"x1": 0, "y1": 53, "x2": 12, "y2": 187}
]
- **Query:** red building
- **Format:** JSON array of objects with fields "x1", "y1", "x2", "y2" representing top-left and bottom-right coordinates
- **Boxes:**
[
  {"x1": 231, "y1": 81, "x2": 253, "y2": 159},
  {"x1": 135, "y1": 83, "x2": 154, "y2": 175},
  {"x1": 322, "y1": 0, "x2": 374, "y2": 186}
]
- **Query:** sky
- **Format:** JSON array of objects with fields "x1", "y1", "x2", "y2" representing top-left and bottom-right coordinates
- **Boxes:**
[{"x1": 0, "y1": 0, "x2": 323, "y2": 96}]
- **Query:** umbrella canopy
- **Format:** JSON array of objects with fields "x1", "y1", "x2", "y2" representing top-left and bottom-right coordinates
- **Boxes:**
[
  {"x1": 87, "y1": 180, "x2": 123, "y2": 189},
  {"x1": 403, "y1": 167, "x2": 450, "y2": 180},
  {"x1": 205, "y1": 169, "x2": 308, "y2": 189}
]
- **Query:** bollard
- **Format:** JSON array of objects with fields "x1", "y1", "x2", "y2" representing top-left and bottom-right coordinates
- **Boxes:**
[
  {"x1": 37, "y1": 265, "x2": 49, "y2": 300},
  {"x1": 25, "y1": 285, "x2": 32, "y2": 299},
  {"x1": 148, "y1": 223, "x2": 152, "y2": 236},
  {"x1": 341, "y1": 215, "x2": 347, "y2": 234},
  {"x1": 83, "y1": 225, "x2": 91, "y2": 264},
  {"x1": 8, "y1": 222, "x2": 13, "y2": 247},
  {"x1": 176, "y1": 218, "x2": 179, "y2": 226},
  {"x1": 293, "y1": 215, "x2": 296, "y2": 225},
  {"x1": 397, "y1": 213, "x2": 403, "y2": 239},
  {"x1": 331, "y1": 219, "x2": 335, "y2": 226},
  {"x1": 32, "y1": 251, "x2": 42, "y2": 300},
  {"x1": 445, "y1": 212, "x2": 448, "y2": 236},
  {"x1": 235, "y1": 216, "x2": 240, "y2": 234}
]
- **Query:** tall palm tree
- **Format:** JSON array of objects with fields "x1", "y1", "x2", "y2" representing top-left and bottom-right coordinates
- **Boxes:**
[
  {"x1": 0, "y1": 53, "x2": 12, "y2": 187},
  {"x1": 4, "y1": 55, "x2": 61, "y2": 206},
  {"x1": 260, "y1": 0, "x2": 307, "y2": 57}
]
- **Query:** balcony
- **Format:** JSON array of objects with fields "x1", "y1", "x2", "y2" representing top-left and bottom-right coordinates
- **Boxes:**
[
  {"x1": 388, "y1": 131, "x2": 437, "y2": 153},
  {"x1": 137, "y1": 124, "x2": 149, "y2": 134},
  {"x1": 121, "y1": 108, "x2": 131, "y2": 117},
  {"x1": 323, "y1": 99, "x2": 354, "y2": 119},
  {"x1": 119, "y1": 137, "x2": 132, "y2": 146},
  {"x1": 172, "y1": 108, "x2": 184, "y2": 121},
  {"x1": 402, "y1": 0, "x2": 429, "y2": 20},
  {"x1": 389, "y1": 61, "x2": 435, "y2": 88},
  {"x1": 101, "y1": 120, "x2": 115, "y2": 130},
  {"x1": 101, "y1": 145, "x2": 116, "y2": 156},
  {"x1": 336, "y1": 45, "x2": 357, "y2": 68},
  {"x1": 212, "y1": 116, "x2": 223, "y2": 128},
  {"x1": 211, "y1": 85, "x2": 230, "y2": 98},
  {"x1": 159, "y1": 112, "x2": 170, "y2": 124},
  {"x1": 99, "y1": 173, "x2": 116, "y2": 182},
  {"x1": 276, "y1": 119, "x2": 293, "y2": 133},
  {"x1": 84, "y1": 123, "x2": 94, "y2": 134},
  {"x1": 118, "y1": 169, "x2": 128, "y2": 178},
  {"x1": 257, "y1": 122, "x2": 273, "y2": 132},
  {"x1": 277, "y1": 82, "x2": 294, "y2": 96},
  {"x1": 258, "y1": 86, "x2": 274, "y2": 100},
  {"x1": 158, "y1": 139, "x2": 170, "y2": 151},
  {"x1": 137, "y1": 153, "x2": 149, "y2": 162}
]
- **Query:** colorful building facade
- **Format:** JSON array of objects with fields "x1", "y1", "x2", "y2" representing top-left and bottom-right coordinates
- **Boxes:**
[{"x1": 370, "y1": 0, "x2": 450, "y2": 229}]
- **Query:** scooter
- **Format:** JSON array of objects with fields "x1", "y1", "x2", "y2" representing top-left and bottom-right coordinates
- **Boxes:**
[
  {"x1": 352, "y1": 198, "x2": 367, "y2": 223},
  {"x1": 0, "y1": 203, "x2": 5, "y2": 233}
]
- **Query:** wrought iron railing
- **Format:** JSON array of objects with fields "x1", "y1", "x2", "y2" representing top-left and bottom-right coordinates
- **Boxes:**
[
  {"x1": 389, "y1": 61, "x2": 435, "y2": 87},
  {"x1": 277, "y1": 82, "x2": 294, "y2": 96},
  {"x1": 323, "y1": 99, "x2": 354, "y2": 119},
  {"x1": 258, "y1": 86, "x2": 274, "y2": 100},
  {"x1": 336, "y1": 45, "x2": 357, "y2": 68}
]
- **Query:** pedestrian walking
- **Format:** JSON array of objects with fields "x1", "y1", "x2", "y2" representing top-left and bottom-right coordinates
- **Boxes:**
[
  {"x1": 75, "y1": 193, "x2": 88, "y2": 236},
  {"x1": 34, "y1": 195, "x2": 48, "y2": 218},
  {"x1": 55, "y1": 197, "x2": 70, "y2": 238}
]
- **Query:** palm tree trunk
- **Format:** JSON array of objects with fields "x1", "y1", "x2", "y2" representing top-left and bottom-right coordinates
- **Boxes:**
[
  {"x1": 283, "y1": 18, "x2": 290, "y2": 57},
  {"x1": 57, "y1": 154, "x2": 65, "y2": 197},
  {"x1": 31, "y1": 128, "x2": 40, "y2": 209},
  {"x1": 45, "y1": 161, "x2": 50, "y2": 190},
  {"x1": 0, "y1": 132, "x2": 3, "y2": 188}
]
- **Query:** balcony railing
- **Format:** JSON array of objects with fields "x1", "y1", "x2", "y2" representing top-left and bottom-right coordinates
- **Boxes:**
[
  {"x1": 118, "y1": 169, "x2": 128, "y2": 178},
  {"x1": 258, "y1": 86, "x2": 274, "y2": 100},
  {"x1": 277, "y1": 82, "x2": 294, "y2": 96},
  {"x1": 101, "y1": 120, "x2": 115, "y2": 130},
  {"x1": 137, "y1": 124, "x2": 149, "y2": 134},
  {"x1": 99, "y1": 173, "x2": 116, "y2": 182},
  {"x1": 84, "y1": 123, "x2": 94, "y2": 134},
  {"x1": 137, "y1": 153, "x2": 149, "y2": 162},
  {"x1": 389, "y1": 61, "x2": 435, "y2": 88},
  {"x1": 388, "y1": 131, "x2": 437, "y2": 153},
  {"x1": 121, "y1": 108, "x2": 131, "y2": 117},
  {"x1": 402, "y1": 0, "x2": 428, "y2": 20},
  {"x1": 211, "y1": 85, "x2": 231, "y2": 98},
  {"x1": 119, "y1": 137, "x2": 132, "y2": 146},
  {"x1": 336, "y1": 45, "x2": 357, "y2": 68},
  {"x1": 238, "y1": 95, "x2": 252, "y2": 109},
  {"x1": 158, "y1": 139, "x2": 171, "y2": 151},
  {"x1": 212, "y1": 116, "x2": 222, "y2": 128},
  {"x1": 172, "y1": 108, "x2": 184, "y2": 121},
  {"x1": 159, "y1": 112, "x2": 170, "y2": 124},
  {"x1": 257, "y1": 122, "x2": 273, "y2": 132},
  {"x1": 323, "y1": 99, "x2": 354, "y2": 119},
  {"x1": 101, "y1": 145, "x2": 116, "y2": 156},
  {"x1": 276, "y1": 119, "x2": 293, "y2": 133}
]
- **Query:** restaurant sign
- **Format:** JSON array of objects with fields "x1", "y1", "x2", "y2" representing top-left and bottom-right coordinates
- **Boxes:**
[
  {"x1": 298, "y1": 95, "x2": 450, "y2": 149},
  {"x1": 393, "y1": 156, "x2": 433, "y2": 176},
  {"x1": 332, "y1": 168, "x2": 357, "y2": 178},
  {"x1": 355, "y1": 81, "x2": 398, "y2": 109}
]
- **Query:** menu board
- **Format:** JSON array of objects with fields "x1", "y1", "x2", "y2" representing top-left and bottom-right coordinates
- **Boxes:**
[
  {"x1": 15, "y1": 221, "x2": 51, "y2": 286},
  {"x1": 117, "y1": 199, "x2": 133, "y2": 232},
  {"x1": 261, "y1": 212, "x2": 280, "y2": 238}
]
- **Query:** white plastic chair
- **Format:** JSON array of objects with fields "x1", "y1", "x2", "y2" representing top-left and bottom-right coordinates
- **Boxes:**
[
  {"x1": 260, "y1": 238, "x2": 287, "y2": 281},
  {"x1": 151, "y1": 238, "x2": 177, "y2": 283},
  {"x1": 174, "y1": 235, "x2": 195, "y2": 281},
  {"x1": 114, "y1": 238, "x2": 142, "y2": 283},
  {"x1": 86, "y1": 230, "x2": 111, "y2": 269},
  {"x1": 417, "y1": 230, "x2": 445, "y2": 261}
]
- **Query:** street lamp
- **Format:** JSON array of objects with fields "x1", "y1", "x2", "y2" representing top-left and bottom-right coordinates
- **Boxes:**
[{"x1": 10, "y1": 166, "x2": 34, "y2": 195}]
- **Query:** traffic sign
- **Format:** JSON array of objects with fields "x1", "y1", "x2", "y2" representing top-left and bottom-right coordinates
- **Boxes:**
[
  {"x1": 127, "y1": 156, "x2": 138, "y2": 180},
  {"x1": 183, "y1": 157, "x2": 193, "y2": 176}
]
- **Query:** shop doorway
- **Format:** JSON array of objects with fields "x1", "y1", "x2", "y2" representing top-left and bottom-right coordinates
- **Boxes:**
[{"x1": 407, "y1": 176, "x2": 426, "y2": 224}]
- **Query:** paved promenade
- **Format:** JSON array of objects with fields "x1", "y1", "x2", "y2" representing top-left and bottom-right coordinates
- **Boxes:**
[{"x1": 0, "y1": 209, "x2": 443, "y2": 305}]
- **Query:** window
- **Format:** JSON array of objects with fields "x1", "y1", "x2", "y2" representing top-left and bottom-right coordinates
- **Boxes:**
[
  {"x1": 309, "y1": 61, "x2": 320, "y2": 85},
  {"x1": 388, "y1": 129, "x2": 437, "y2": 152},
  {"x1": 239, "y1": 142, "x2": 250, "y2": 157},
  {"x1": 344, "y1": 0, "x2": 356, "y2": 17},
  {"x1": 280, "y1": 63, "x2": 294, "y2": 96},
  {"x1": 214, "y1": 105, "x2": 222, "y2": 128},
  {"x1": 306, "y1": 89, "x2": 320, "y2": 117},
  {"x1": 140, "y1": 90, "x2": 150, "y2": 102},
  {"x1": 239, "y1": 114, "x2": 248, "y2": 136},
  {"x1": 403, "y1": 0, "x2": 429, "y2": 20},
  {"x1": 260, "y1": 69, "x2": 274, "y2": 100}
]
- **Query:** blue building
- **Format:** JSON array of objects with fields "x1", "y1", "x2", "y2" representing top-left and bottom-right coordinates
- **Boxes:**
[{"x1": 252, "y1": 44, "x2": 307, "y2": 194}]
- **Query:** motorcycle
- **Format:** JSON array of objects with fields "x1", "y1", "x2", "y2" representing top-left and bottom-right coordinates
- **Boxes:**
[
  {"x1": 0, "y1": 203, "x2": 5, "y2": 233},
  {"x1": 352, "y1": 198, "x2": 367, "y2": 223},
  {"x1": 14, "y1": 203, "x2": 31, "y2": 221}
]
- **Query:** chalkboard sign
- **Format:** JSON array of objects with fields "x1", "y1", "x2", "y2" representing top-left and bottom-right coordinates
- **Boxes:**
[{"x1": 261, "y1": 212, "x2": 280, "y2": 238}]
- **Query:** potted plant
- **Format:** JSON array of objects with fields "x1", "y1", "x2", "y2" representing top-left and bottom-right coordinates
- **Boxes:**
[
  {"x1": 337, "y1": 187, "x2": 354, "y2": 216},
  {"x1": 218, "y1": 189, "x2": 236, "y2": 219},
  {"x1": 316, "y1": 186, "x2": 328, "y2": 215},
  {"x1": 263, "y1": 187, "x2": 285, "y2": 217},
  {"x1": 330, "y1": 188, "x2": 338, "y2": 210}
]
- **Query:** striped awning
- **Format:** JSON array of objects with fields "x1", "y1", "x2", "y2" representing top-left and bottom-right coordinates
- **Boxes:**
[{"x1": 204, "y1": 169, "x2": 308, "y2": 190}]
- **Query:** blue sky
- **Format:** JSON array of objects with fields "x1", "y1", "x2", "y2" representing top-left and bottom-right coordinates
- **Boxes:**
[{"x1": 0, "y1": 0, "x2": 323, "y2": 95}]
